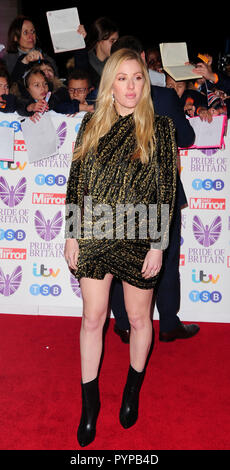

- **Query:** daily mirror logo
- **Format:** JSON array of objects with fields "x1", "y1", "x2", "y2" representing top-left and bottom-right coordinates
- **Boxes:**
[
  {"x1": 32, "y1": 193, "x2": 66, "y2": 205},
  {"x1": 14, "y1": 140, "x2": 26, "y2": 152},
  {"x1": 0, "y1": 247, "x2": 27, "y2": 260},
  {"x1": 189, "y1": 198, "x2": 226, "y2": 210}
]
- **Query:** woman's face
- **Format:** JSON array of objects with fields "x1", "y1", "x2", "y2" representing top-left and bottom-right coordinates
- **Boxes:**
[
  {"x1": 68, "y1": 78, "x2": 89, "y2": 103},
  {"x1": 0, "y1": 77, "x2": 9, "y2": 97},
  {"x1": 98, "y1": 31, "x2": 119, "y2": 59},
  {"x1": 17, "y1": 20, "x2": 36, "y2": 52},
  {"x1": 166, "y1": 75, "x2": 186, "y2": 98},
  {"x1": 40, "y1": 64, "x2": 55, "y2": 81},
  {"x1": 147, "y1": 50, "x2": 162, "y2": 72},
  {"x1": 27, "y1": 73, "x2": 48, "y2": 100},
  {"x1": 112, "y1": 59, "x2": 145, "y2": 116}
]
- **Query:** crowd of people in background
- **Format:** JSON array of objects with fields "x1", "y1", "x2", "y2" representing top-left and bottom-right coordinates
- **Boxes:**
[{"x1": 1, "y1": 14, "x2": 230, "y2": 123}]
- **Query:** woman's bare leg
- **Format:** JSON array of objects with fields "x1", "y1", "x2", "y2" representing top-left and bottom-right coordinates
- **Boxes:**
[
  {"x1": 122, "y1": 282, "x2": 153, "y2": 372},
  {"x1": 79, "y1": 274, "x2": 113, "y2": 383},
  {"x1": 119, "y1": 282, "x2": 153, "y2": 428}
]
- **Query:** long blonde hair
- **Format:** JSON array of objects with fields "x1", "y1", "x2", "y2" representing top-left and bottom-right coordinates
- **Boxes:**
[{"x1": 73, "y1": 48, "x2": 155, "y2": 164}]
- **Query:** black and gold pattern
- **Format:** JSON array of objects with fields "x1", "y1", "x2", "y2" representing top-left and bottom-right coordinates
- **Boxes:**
[{"x1": 65, "y1": 112, "x2": 177, "y2": 289}]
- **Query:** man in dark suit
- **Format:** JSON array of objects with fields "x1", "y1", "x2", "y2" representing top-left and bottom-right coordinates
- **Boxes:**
[{"x1": 110, "y1": 36, "x2": 200, "y2": 343}]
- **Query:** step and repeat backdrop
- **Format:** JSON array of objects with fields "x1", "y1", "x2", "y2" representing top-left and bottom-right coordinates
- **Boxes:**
[{"x1": 0, "y1": 111, "x2": 229, "y2": 322}]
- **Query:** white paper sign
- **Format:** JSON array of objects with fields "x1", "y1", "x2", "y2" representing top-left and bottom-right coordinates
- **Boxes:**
[
  {"x1": 0, "y1": 126, "x2": 14, "y2": 162},
  {"x1": 188, "y1": 115, "x2": 227, "y2": 149},
  {"x1": 21, "y1": 113, "x2": 58, "y2": 163},
  {"x1": 160, "y1": 42, "x2": 202, "y2": 81},
  {"x1": 46, "y1": 8, "x2": 85, "y2": 53}
]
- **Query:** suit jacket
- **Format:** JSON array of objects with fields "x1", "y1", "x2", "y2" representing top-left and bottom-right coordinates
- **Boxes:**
[
  {"x1": 151, "y1": 85, "x2": 195, "y2": 148},
  {"x1": 151, "y1": 85, "x2": 195, "y2": 207}
]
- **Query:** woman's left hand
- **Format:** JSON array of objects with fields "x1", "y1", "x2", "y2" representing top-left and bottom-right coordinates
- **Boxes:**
[{"x1": 141, "y1": 249, "x2": 163, "y2": 279}]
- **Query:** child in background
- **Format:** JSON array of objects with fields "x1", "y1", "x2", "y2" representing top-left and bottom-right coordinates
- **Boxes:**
[
  {"x1": 166, "y1": 73, "x2": 208, "y2": 117},
  {"x1": 23, "y1": 68, "x2": 50, "y2": 115},
  {"x1": 14, "y1": 67, "x2": 58, "y2": 119},
  {"x1": 0, "y1": 68, "x2": 19, "y2": 112},
  {"x1": 206, "y1": 90, "x2": 227, "y2": 116},
  {"x1": 53, "y1": 70, "x2": 95, "y2": 115},
  {"x1": 38, "y1": 59, "x2": 64, "y2": 93}
]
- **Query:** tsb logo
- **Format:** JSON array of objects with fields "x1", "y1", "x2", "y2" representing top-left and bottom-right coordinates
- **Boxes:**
[
  {"x1": 35, "y1": 174, "x2": 66, "y2": 186},
  {"x1": 29, "y1": 284, "x2": 62, "y2": 296},
  {"x1": 192, "y1": 179, "x2": 224, "y2": 191},
  {"x1": 189, "y1": 290, "x2": 222, "y2": 302},
  {"x1": 0, "y1": 120, "x2": 21, "y2": 132},
  {"x1": 0, "y1": 229, "x2": 26, "y2": 241}
]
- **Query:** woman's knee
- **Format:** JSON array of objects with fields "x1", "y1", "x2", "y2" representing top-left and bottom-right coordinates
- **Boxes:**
[
  {"x1": 127, "y1": 310, "x2": 150, "y2": 331},
  {"x1": 81, "y1": 308, "x2": 107, "y2": 333}
]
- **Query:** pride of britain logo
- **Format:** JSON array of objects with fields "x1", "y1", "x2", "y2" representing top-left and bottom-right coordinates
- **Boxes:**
[
  {"x1": 0, "y1": 176, "x2": 26, "y2": 207},
  {"x1": 56, "y1": 121, "x2": 67, "y2": 149},
  {"x1": 192, "y1": 215, "x2": 221, "y2": 247},
  {"x1": 70, "y1": 274, "x2": 82, "y2": 298},
  {"x1": 34, "y1": 210, "x2": 63, "y2": 241},
  {"x1": 0, "y1": 265, "x2": 22, "y2": 296}
]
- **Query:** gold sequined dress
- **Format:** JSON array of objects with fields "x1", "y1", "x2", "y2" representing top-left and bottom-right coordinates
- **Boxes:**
[{"x1": 65, "y1": 112, "x2": 177, "y2": 289}]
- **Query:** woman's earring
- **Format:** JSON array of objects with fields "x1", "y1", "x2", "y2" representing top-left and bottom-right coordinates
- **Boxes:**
[{"x1": 112, "y1": 93, "x2": 115, "y2": 103}]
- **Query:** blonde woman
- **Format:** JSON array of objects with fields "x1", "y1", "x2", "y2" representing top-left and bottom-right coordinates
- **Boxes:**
[{"x1": 64, "y1": 49, "x2": 177, "y2": 447}]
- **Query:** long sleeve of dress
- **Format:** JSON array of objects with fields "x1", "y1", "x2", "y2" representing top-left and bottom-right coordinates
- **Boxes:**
[
  {"x1": 150, "y1": 115, "x2": 177, "y2": 250},
  {"x1": 64, "y1": 113, "x2": 91, "y2": 238}
]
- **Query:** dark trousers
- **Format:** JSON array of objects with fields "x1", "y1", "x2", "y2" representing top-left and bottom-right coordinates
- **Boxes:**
[{"x1": 110, "y1": 202, "x2": 182, "y2": 333}]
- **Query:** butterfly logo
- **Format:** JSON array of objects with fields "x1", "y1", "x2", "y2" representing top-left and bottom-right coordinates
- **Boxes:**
[
  {"x1": 193, "y1": 215, "x2": 222, "y2": 247},
  {"x1": 56, "y1": 122, "x2": 67, "y2": 149},
  {"x1": 0, "y1": 266, "x2": 22, "y2": 296},
  {"x1": 0, "y1": 176, "x2": 26, "y2": 207},
  {"x1": 34, "y1": 210, "x2": 63, "y2": 241},
  {"x1": 201, "y1": 148, "x2": 218, "y2": 157},
  {"x1": 70, "y1": 274, "x2": 82, "y2": 298}
]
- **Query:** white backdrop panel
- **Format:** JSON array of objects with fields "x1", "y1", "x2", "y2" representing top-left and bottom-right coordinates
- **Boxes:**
[{"x1": 0, "y1": 112, "x2": 229, "y2": 322}]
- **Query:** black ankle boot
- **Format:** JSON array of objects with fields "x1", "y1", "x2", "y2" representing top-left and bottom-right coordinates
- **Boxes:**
[
  {"x1": 119, "y1": 365, "x2": 145, "y2": 429},
  {"x1": 77, "y1": 377, "x2": 100, "y2": 447}
]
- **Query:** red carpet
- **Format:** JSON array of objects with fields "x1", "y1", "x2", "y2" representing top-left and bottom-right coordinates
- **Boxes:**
[{"x1": 0, "y1": 313, "x2": 230, "y2": 451}]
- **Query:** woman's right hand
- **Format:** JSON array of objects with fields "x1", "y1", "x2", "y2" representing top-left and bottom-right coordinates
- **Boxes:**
[
  {"x1": 77, "y1": 24, "x2": 87, "y2": 38},
  {"x1": 22, "y1": 50, "x2": 43, "y2": 64},
  {"x1": 64, "y1": 238, "x2": 79, "y2": 270},
  {"x1": 79, "y1": 103, "x2": 94, "y2": 113},
  {"x1": 27, "y1": 99, "x2": 49, "y2": 114}
]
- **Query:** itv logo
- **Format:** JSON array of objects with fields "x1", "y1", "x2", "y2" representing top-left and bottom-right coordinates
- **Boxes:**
[
  {"x1": 192, "y1": 269, "x2": 220, "y2": 284},
  {"x1": 32, "y1": 263, "x2": 60, "y2": 278}
]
